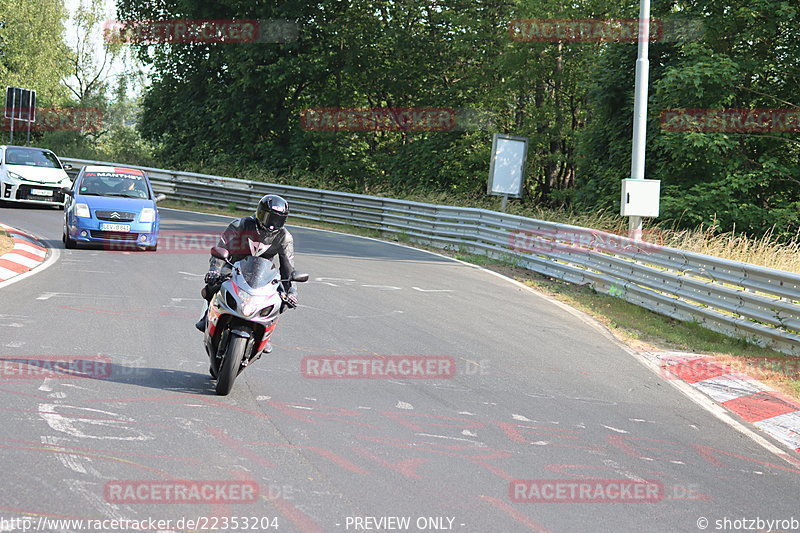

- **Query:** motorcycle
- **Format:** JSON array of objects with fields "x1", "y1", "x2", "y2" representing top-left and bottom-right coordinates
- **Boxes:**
[{"x1": 203, "y1": 246, "x2": 308, "y2": 395}]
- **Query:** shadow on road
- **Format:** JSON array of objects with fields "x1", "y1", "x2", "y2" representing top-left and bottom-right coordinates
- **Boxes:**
[{"x1": 98, "y1": 362, "x2": 217, "y2": 395}]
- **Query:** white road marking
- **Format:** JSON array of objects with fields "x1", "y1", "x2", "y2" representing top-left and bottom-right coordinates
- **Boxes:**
[
  {"x1": 361, "y1": 284, "x2": 402, "y2": 290},
  {"x1": 14, "y1": 242, "x2": 45, "y2": 256},
  {"x1": 458, "y1": 411, "x2": 475, "y2": 416},
  {"x1": 61, "y1": 383, "x2": 92, "y2": 391},
  {"x1": 178, "y1": 271, "x2": 203, "y2": 277},
  {"x1": 512, "y1": 414, "x2": 532, "y2": 422},
  {"x1": 304, "y1": 397, "x2": 318, "y2": 401},
  {"x1": 289, "y1": 405, "x2": 314, "y2": 410},
  {"x1": 462, "y1": 430, "x2": 477, "y2": 437},
  {"x1": 316, "y1": 277, "x2": 356, "y2": 282},
  {"x1": 38, "y1": 378, "x2": 53, "y2": 392},
  {"x1": 256, "y1": 395, "x2": 271, "y2": 401},
  {"x1": 3, "y1": 341, "x2": 24, "y2": 348},
  {"x1": 416, "y1": 433, "x2": 486, "y2": 446},
  {"x1": 602, "y1": 425, "x2": 629, "y2": 434},
  {"x1": 395, "y1": 401, "x2": 414, "y2": 410},
  {"x1": 603, "y1": 459, "x2": 645, "y2": 482},
  {"x1": 41, "y1": 436, "x2": 90, "y2": 475},
  {"x1": 36, "y1": 292, "x2": 119, "y2": 300},
  {"x1": 0, "y1": 323, "x2": 23, "y2": 328},
  {"x1": 0, "y1": 265, "x2": 20, "y2": 279},
  {"x1": 411, "y1": 287, "x2": 453, "y2": 292},
  {"x1": 357, "y1": 406, "x2": 372, "y2": 410},
  {"x1": 531, "y1": 441, "x2": 549, "y2": 446},
  {"x1": 1, "y1": 252, "x2": 41, "y2": 268},
  {"x1": 39, "y1": 404, "x2": 153, "y2": 441}
]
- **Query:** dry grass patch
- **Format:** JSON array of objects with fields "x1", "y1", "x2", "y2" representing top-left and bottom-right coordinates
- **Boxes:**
[{"x1": 0, "y1": 229, "x2": 13, "y2": 256}]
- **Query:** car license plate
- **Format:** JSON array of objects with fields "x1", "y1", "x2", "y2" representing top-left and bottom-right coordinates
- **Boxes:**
[
  {"x1": 31, "y1": 189, "x2": 53, "y2": 196},
  {"x1": 100, "y1": 223, "x2": 131, "y2": 232}
]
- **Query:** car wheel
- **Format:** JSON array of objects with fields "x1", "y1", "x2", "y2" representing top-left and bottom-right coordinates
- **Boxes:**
[{"x1": 63, "y1": 231, "x2": 76, "y2": 249}]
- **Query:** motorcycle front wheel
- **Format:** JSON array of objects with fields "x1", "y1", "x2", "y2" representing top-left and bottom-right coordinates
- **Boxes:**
[{"x1": 215, "y1": 334, "x2": 247, "y2": 395}]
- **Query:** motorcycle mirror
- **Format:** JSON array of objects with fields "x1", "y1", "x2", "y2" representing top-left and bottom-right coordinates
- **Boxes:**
[
  {"x1": 210, "y1": 246, "x2": 229, "y2": 260},
  {"x1": 291, "y1": 271, "x2": 310, "y2": 283}
]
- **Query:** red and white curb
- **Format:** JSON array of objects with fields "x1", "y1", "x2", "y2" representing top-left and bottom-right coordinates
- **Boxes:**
[
  {"x1": 646, "y1": 351, "x2": 800, "y2": 454},
  {"x1": 0, "y1": 222, "x2": 48, "y2": 282}
]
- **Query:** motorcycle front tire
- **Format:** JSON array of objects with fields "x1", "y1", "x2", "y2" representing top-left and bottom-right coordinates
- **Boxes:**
[{"x1": 215, "y1": 334, "x2": 247, "y2": 396}]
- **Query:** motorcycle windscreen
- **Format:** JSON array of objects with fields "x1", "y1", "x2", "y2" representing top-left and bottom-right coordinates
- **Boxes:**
[{"x1": 237, "y1": 255, "x2": 279, "y2": 289}]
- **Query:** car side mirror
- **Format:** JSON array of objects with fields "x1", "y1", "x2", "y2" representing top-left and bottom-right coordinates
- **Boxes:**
[
  {"x1": 63, "y1": 164, "x2": 73, "y2": 171},
  {"x1": 210, "y1": 246, "x2": 229, "y2": 260},
  {"x1": 291, "y1": 271, "x2": 310, "y2": 283},
  {"x1": 155, "y1": 193, "x2": 166, "y2": 203},
  {"x1": 61, "y1": 187, "x2": 73, "y2": 196}
]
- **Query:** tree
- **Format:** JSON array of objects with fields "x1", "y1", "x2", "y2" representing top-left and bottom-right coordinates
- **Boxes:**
[{"x1": 0, "y1": 0, "x2": 71, "y2": 104}]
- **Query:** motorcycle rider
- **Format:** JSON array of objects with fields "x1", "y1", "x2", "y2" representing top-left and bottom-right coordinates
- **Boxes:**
[{"x1": 195, "y1": 194, "x2": 299, "y2": 334}]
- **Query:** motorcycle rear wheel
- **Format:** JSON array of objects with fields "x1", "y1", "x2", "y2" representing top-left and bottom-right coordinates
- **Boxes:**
[{"x1": 215, "y1": 335, "x2": 246, "y2": 395}]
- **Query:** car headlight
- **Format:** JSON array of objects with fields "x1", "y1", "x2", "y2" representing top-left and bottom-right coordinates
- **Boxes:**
[
  {"x1": 139, "y1": 208, "x2": 156, "y2": 223},
  {"x1": 74, "y1": 203, "x2": 91, "y2": 218},
  {"x1": 6, "y1": 171, "x2": 23, "y2": 183}
]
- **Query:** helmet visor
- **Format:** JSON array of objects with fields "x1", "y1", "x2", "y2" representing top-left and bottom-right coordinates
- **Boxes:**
[{"x1": 263, "y1": 211, "x2": 287, "y2": 231}]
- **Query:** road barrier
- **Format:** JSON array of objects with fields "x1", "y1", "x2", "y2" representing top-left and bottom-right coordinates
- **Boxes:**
[{"x1": 61, "y1": 157, "x2": 800, "y2": 356}]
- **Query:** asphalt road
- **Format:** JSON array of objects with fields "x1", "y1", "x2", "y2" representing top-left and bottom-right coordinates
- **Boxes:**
[{"x1": 1, "y1": 204, "x2": 799, "y2": 533}]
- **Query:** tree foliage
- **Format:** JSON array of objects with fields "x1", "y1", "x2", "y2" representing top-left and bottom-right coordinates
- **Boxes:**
[
  {"x1": 0, "y1": 0, "x2": 71, "y2": 104},
  {"x1": 115, "y1": 0, "x2": 800, "y2": 237}
]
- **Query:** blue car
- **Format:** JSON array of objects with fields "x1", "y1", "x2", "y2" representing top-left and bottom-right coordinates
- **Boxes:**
[{"x1": 62, "y1": 165, "x2": 165, "y2": 251}]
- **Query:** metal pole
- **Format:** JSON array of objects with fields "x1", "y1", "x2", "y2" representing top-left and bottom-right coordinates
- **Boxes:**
[
  {"x1": 501, "y1": 194, "x2": 508, "y2": 212},
  {"x1": 9, "y1": 89, "x2": 15, "y2": 145},
  {"x1": 628, "y1": 0, "x2": 650, "y2": 241},
  {"x1": 25, "y1": 91, "x2": 31, "y2": 144}
]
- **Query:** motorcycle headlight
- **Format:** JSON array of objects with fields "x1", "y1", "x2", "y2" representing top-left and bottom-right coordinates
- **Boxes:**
[
  {"x1": 74, "y1": 203, "x2": 91, "y2": 218},
  {"x1": 139, "y1": 208, "x2": 156, "y2": 223},
  {"x1": 242, "y1": 300, "x2": 260, "y2": 317}
]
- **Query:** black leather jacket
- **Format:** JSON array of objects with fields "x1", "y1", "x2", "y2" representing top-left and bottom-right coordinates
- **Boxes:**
[{"x1": 208, "y1": 215, "x2": 296, "y2": 292}]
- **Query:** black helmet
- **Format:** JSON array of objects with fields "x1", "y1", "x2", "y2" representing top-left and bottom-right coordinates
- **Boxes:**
[{"x1": 255, "y1": 194, "x2": 289, "y2": 233}]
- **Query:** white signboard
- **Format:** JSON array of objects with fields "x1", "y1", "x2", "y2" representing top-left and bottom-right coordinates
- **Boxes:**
[{"x1": 487, "y1": 134, "x2": 527, "y2": 198}]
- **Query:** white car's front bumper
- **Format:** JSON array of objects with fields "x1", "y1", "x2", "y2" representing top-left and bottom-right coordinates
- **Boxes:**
[{"x1": 1, "y1": 180, "x2": 67, "y2": 205}]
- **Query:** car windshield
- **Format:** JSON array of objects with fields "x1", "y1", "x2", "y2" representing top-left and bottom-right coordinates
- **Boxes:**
[
  {"x1": 78, "y1": 171, "x2": 150, "y2": 199},
  {"x1": 5, "y1": 148, "x2": 61, "y2": 168},
  {"x1": 236, "y1": 255, "x2": 278, "y2": 289}
]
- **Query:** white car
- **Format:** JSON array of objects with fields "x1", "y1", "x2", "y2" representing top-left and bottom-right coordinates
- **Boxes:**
[{"x1": 0, "y1": 145, "x2": 73, "y2": 206}]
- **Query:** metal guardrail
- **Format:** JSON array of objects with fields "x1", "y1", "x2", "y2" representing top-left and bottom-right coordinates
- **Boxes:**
[{"x1": 61, "y1": 157, "x2": 800, "y2": 356}]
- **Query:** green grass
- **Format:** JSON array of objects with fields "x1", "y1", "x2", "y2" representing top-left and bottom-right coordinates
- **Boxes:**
[{"x1": 161, "y1": 200, "x2": 800, "y2": 400}]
